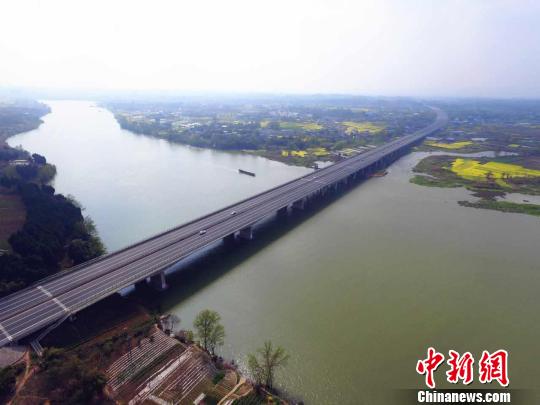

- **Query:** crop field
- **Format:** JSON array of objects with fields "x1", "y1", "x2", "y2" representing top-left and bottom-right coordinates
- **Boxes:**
[
  {"x1": 281, "y1": 147, "x2": 329, "y2": 158},
  {"x1": 280, "y1": 121, "x2": 323, "y2": 131},
  {"x1": 342, "y1": 121, "x2": 384, "y2": 135},
  {"x1": 451, "y1": 158, "x2": 540, "y2": 184},
  {"x1": 281, "y1": 150, "x2": 307, "y2": 157},
  {"x1": 310, "y1": 147, "x2": 329, "y2": 156},
  {"x1": 261, "y1": 120, "x2": 323, "y2": 131},
  {"x1": 425, "y1": 140, "x2": 474, "y2": 149}
]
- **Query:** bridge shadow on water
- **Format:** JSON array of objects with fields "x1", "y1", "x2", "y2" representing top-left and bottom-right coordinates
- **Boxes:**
[{"x1": 130, "y1": 173, "x2": 373, "y2": 313}]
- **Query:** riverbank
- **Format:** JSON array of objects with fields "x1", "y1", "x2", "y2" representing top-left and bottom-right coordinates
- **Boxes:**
[
  {"x1": 410, "y1": 153, "x2": 540, "y2": 216},
  {"x1": 0, "y1": 100, "x2": 50, "y2": 145},
  {"x1": 105, "y1": 98, "x2": 434, "y2": 168},
  {"x1": 7, "y1": 291, "x2": 284, "y2": 404},
  {"x1": 0, "y1": 100, "x2": 105, "y2": 297}
]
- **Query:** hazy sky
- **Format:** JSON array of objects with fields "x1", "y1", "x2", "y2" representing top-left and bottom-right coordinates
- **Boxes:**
[{"x1": 1, "y1": 0, "x2": 539, "y2": 97}]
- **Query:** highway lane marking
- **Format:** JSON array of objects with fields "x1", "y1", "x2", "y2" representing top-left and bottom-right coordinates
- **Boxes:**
[
  {"x1": 303, "y1": 178, "x2": 326, "y2": 185},
  {"x1": 37, "y1": 285, "x2": 53, "y2": 297},
  {"x1": 0, "y1": 323, "x2": 13, "y2": 342},
  {"x1": 52, "y1": 298, "x2": 70, "y2": 313}
]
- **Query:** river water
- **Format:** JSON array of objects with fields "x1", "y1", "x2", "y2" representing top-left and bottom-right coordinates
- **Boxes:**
[{"x1": 8, "y1": 101, "x2": 540, "y2": 404}]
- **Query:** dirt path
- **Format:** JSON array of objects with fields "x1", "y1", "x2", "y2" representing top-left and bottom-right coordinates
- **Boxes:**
[{"x1": 9, "y1": 351, "x2": 36, "y2": 405}]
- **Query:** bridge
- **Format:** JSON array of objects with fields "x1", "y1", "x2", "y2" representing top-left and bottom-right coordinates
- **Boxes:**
[{"x1": 0, "y1": 108, "x2": 447, "y2": 348}]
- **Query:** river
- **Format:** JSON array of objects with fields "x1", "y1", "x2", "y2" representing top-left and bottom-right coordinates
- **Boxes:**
[{"x1": 8, "y1": 101, "x2": 540, "y2": 404}]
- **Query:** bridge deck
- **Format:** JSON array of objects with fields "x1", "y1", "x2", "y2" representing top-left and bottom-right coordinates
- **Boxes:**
[{"x1": 0, "y1": 109, "x2": 447, "y2": 347}]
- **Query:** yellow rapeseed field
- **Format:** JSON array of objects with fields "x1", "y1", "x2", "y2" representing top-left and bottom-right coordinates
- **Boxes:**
[
  {"x1": 282, "y1": 150, "x2": 307, "y2": 157},
  {"x1": 281, "y1": 148, "x2": 328, "y2": 158},
  {"x1": 451, "y1": 159, "x2": 540, "y2": 184},
  {"x1": 309, "y1": 147, "x2": 329, "y2": 156},
  {"x1": 342, "y1": 121, "x2": 384, "y2": 135},
  {"x1": 426, "y1": 141, "x2": 473, "y2": 149}
]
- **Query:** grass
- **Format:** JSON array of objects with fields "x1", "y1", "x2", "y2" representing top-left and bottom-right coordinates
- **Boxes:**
[
  {"x1": 261, "y1": 120, "x2": 323, "y2": 131},
  {"x1": 310, "y1": 147, "x2": 329, "y2": 157},
  {"x1": 425, "y1": 140, "x2": 473, "y2": 149},
  {"x1": 342, "y1": 121, "x2": 384, "y2": 135},
  {"x1": 410, "y1": 174, "x2": 462, "y2": 188},
  {"x1": 450, "y1": 158, "x2": 540, "y2": 184},
  {"x1": 459, "y1": 200, "x2": 540, "y2": 216},
  {"x1": 280, "y1": 121, "x2": 322, "y2": 131}
]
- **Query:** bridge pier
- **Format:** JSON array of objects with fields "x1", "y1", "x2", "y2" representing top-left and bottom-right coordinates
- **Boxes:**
[
  {"x1": 277, "y1": 206, "x2": 288, "y2": 218},
  {"x1": 292, "y1": 198, "x2": 306, "y2": 210},
  {"x1": 223, "y1": 233, "x2": 236, "y2": 245},
  {"x1": 150, "y1": 271, "x2": 168, "y2": 291},
  {"x1": 238, "y1": 226, "x2": 253, "y2": 240},
  {"x1": 134, "y1": 279, "x2": 148, "y2": 291}
]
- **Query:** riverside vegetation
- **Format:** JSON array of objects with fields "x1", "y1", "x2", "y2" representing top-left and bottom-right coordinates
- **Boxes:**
[
  {"x1": 106, "y1": 95, "x2": 435, "y2": 167},
  {"x1": 411, "y1": 100, "x2": 540, "y2": 216},
  {"x1": 0, "y1": 100, "x2": 105, "y2": 297}
]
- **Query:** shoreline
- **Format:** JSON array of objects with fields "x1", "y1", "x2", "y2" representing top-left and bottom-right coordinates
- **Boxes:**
[{"x1": 409, "y1": 152, "x2": 540, "y2": 216}]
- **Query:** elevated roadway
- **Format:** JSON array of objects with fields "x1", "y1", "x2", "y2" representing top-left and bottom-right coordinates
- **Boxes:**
[{"x1": 0, "y1": 108, "x2": 447, "y2": 347}]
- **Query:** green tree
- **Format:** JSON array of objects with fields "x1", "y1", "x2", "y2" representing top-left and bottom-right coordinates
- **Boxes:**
[
  {"x1": 193, "y1": 309, "x2": 225, "y2": 354},
  {"x1": 247, "y1": 341, "x2": 289, "y2": 388},
  {"x1": 0, "y1": 364, "x2": 21, "y2": 398}
]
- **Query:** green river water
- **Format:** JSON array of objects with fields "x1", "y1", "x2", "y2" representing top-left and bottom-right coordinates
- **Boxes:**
[{"x1": 8, "y1": 101, "x2": 540, "y2": 404}]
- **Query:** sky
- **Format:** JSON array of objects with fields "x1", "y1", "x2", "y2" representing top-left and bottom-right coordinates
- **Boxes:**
[{"x1": 0, "y1": 0, "x2": 539, "y2": 98}]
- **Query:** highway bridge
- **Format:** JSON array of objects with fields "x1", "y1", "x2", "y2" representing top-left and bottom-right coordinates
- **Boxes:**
[{"x1": 0, "y1": 108, "x2": 447, "y2": 348}]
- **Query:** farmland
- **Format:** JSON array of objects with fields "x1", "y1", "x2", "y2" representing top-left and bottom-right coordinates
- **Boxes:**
[
  {"x1": 425, "y1": 140, "x2": 473, "y2": 149},
  {"x1": 451, "y1": 158, "x2": 540, "y2": 185},
  {"x1": 342, "y1": 121, "x2": 384, "y2": 135},
  {"x1": 107, "y1": 96, "x2": 434, "y2": 167}
]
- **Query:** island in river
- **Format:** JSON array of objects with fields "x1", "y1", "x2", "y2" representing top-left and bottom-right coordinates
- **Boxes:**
[{"x1": 410, "y1": 99, "x2": 540, "y2": 216}]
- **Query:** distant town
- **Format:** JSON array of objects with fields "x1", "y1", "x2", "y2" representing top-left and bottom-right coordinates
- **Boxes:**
[{"x1": 107, "y1": 97, "x2": 435, "y2": 167}]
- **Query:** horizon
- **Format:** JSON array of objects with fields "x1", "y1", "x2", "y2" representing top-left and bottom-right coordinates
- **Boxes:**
[
  {"x1": 3, "y1": 86, "x2": 540, "y2": 102},
  {"x1": 1, "y1": 0, "x2": 540, "y2": 98}
]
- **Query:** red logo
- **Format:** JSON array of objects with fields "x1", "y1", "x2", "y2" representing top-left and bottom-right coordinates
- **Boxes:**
[
  {"x1": 416, "y1": 347, "x2": 445, "y2": 389},
  {"x1": 446, "y1": 350, "x2": 474, "y2": 385},
  {"x1": 479, "y1": 350, "x2": 509, "y2": 387},
  {"x1": 416, "y1": 348, "x2": 509, "y2": 388}
]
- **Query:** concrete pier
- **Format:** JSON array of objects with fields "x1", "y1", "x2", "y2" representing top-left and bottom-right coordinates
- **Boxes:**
[
  {"x1": 277, "y1": 206, "x2": 288, "y2": 217},
  {"x1": 223, "y1": 233, "x2": 236, "y2": 245},
  {"x1": 150, "y1": 271, "x2": 168, "y2": 291},
  {"x1": 238, "y1": 226, "x2": 253, "y2": 240},
  {"x1": 292, "y1": 198, "x2": 306, "y2": 210}
]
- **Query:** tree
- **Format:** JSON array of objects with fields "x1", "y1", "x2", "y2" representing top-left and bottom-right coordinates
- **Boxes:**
[
  {"x1": 247, "y1": 341, "x2": 289, "y2": 389},
  {"x1": 0, "y1": 364, "x2": 21, "y2": 398},
  {"x1": 169, "y1": 314, "x2": 180, "y2": 333},
  {"x1": 193, "y1": 309, "x2": 225, "y2": 354},
  {"x1": 32, "y1": 153, "x2": 47, "y2": 165}
]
